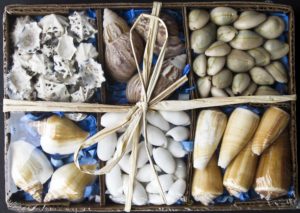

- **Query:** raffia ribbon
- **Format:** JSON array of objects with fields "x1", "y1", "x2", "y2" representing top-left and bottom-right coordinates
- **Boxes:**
[{"x1": 2, "y1": 2, "x2": 297, "y2": 212}]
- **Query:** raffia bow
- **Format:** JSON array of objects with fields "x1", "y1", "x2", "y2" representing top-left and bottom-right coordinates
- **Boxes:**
[{"x1": 2, "y1": 2, "x2": 297, "y2": 212}]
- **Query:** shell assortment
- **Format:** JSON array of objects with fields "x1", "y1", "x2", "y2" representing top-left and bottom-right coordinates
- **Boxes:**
[
  {"x1": 192, "y1": 106, "x2": 291, "y2": 205},
  {"x1": 100, "y1": 111, "x2": 190, "y2": 205},
  {"x1": 189, "y1": 7, "x2": 289, "y2": 98},
  {"x1": 7, "y1": 12, "x2": 105, "y2": 102}
]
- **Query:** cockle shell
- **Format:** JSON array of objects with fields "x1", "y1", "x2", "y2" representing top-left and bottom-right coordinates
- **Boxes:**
[
  {"x1": 32, "y1": 115, "x2": 89, "y2": 155},
  {"x1": 34, "y1": 76, "x2": 70, "y2": 101},
  {"x1": 146, "y1": 174, "x2": 174, "y2": 193},
  {"x1": 136, "y1": 164, "x2": 162, "y2": 183},
  {"x1": 55, "y1": 33, "x2": 77, "y2": 60},
  {"x1": 7, "y1": 64, "x2": 34, "y2": 100},
  {"x1": 159, "y1": 110, "x2": 191, "y2": 126},
  {"x1": 191, "y1": 22, "x2": 217, "y2": 54},
  {"x1": 217, "y1": 26, "x2": 238, "y2": 42},
  {"x1": 69, "y1": 11, "x2": 97, "y2": 42},
  {"x1": 167, "y1": 139, "x2": 188, "y2": 158},
  {"x1": 126, "y1": 54, "x2": 186, "y2": 103},
  {"x1": 143, "y1": 124, "x2": 168, "y2": 146},
  {"x1": 10, "y1": 140, "x2": 53, "y2": 202},
  {"x1": 205, "y1": 41, "x2": 231, "y2": 57},
  {"x1": 252, "y1": 107, "x2": 290, "y2": 155},
  {"x1": 189, "y1": 9, "x2": 210, "y2": 30},
  {"x1": 254, "y1": 130, "x2": 291, "y2": 200},
  {"x1": 97, "y1": 132, "x2": 118, "y2": 161},
  {"x1": 230, "y1": 30, "x2": 264, "y2": 50},
  {"x1": 106, "y1": 164, "x2": 123, "y2": 197},
  {"x1": 193, "y1": 110, "x2": 227, "y2": 170},
  {"x1": 207, "y1": 56, "x2": 226, "y2": 75},
  {"x1": 197, "y1": 76, "x2": 211, "y2": 98},
  {"x1": 16, "y1": 22, "x2": 42, "y2": 54},
  {"x1": 104, "y1": 9, "x2": 144, "y2": 82},
  {"x1": 233, "y1": 11, "x2": 267, "y2": 30},
  {"x1": 174, "y1": 159, "x2": 187, "y2": 179},
  {"x1": 210, "y1": 7, "x2": 238, "y2": 25},
  {"x1": 223, "y1": 141, "x2": 258, "y2": 197},
  {"x1": 192, "y1": 155, "x2": 223, "y2": 206},
  {"x1": 123, "y1": 175, "x2": 148, "y2": 205},
  {"x1": 264, "y1": 39, "x2": 289, "y2": 60},
  {"x1": 166, "y1": 126, "x2": 189, "y2": 141},
  {"x1": 255, "y1": 16, "x2": 285, "y2": 39},
  {"x1": 255, "y1": 86, "x2": 280, "y2": 96},
  {"x1": 218, "y1": 107, "x2": 260, "y2": 168},
  {"x1": 44, "y1": 163, "x2": 96, "y2": 202},
  {"x1": 193, "y1": 54, "x2": 207, "y2": 77},
  {"x1": 38, "y1": 14, "x2": 69, "y2": 43},
  {"x1": 146, "y1": 110, "x2": 170, "y2": 131},
  {"x1": 247, "y1": 47, "x2": 271, "y2": 66},
  {"x1": 153, "y1": 148, "x2": 176, "y2": 174},
  {"x1": 227, "y1": 49, "x2": 255, "y2": 72},
  {"x1": 265, "y1": 61, "x2": 288, "y2": 83},
  {"x1": 75, "y1": 43, "x2": 98, "y2": 65}
]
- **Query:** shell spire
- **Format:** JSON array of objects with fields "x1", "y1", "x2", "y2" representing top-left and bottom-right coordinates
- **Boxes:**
[
  {"x1": 193, "y1": 110, "x2": 227, "y2": 170},
  {"x1": 31, "y1": 115, "x2": 89, "y2": 155},
  {"x1": 218, "y1": 107, "x2": 260, "y2": 168},
  {"x1": 252, "y1": 107, "x2": 290, "y2": 155}
]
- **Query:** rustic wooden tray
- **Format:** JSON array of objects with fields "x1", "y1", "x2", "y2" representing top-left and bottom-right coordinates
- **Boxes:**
[{"x1": 2, "y1": 1, "x2": 297, "y2": 211}]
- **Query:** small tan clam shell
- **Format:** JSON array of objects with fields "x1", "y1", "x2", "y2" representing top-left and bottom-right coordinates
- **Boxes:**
[
  {"x1": 232, "y1": 73, "x2": 251, "y2": 95},
  {"x1": 264, "y1": 39, "x2": 289, "y2": 60},
  {"x1": 249, "y1": 67, "x2": 275, "y2": 85},
  {"x1": 207, "y1": 56, "x2": 226, "y2": 75},
  {"x1": 205, "y1": 41, "x2": 231, "y2": 57},
  {"x1": 211, "y1": 87, "x2": 228, "y2": 97},
  {"x1": 189, "y1": 9, "x2": 210, "y2": 30},
  {"x1": 217, "y1": 26, "x2": 238, "y2": 42},
  {"x1": 230, "y1": 30, "x2": 264, "y2": 50},
  {"x1": 193, "y1": 54, "x2": 207, "y2": 77},
  {"x1": 210, "y1": 7, "x2": 238, "y2": 25},
  {"x1": 255, "y1": 86, "x2": 280, "y2": 96},
  {"x1": 197, "y1": 76, "x2": 212, "y2": 98},
  {"x1": 227, "y1": 49, "x2": 255, "y2": 72},
  {"x1": 265, "y1": 61, "x2": 288, "y2": 83},
  {"x1": 247, "y1": 47, "x2": 271, "y2": 66},
  {"x1": 241, "y1": 81, "x2": 258, "y2": 96},
  {"x1": 233, "y1": 11, "x2": 266, "y2": 30},
  {"x1": 255, "y1": 16, "x2": 285, "y2": 39},
  {"x1": 212, "y1": 69, "x2": 233, "y2": 89}
]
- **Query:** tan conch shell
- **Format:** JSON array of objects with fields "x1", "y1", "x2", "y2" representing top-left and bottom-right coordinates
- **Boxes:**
[
  {"x1": 218, "y1": 107, "x2": 260, "y2": 168},
  {"x1": 254, "y1": 130, "x2": 291, "y2": 200},
  {"x1": 223, "y1": 141, "x2": 258, "y2": 197},
  {"x1": 44, "y1": 163, "x2": 96, "y2": 202},
  {"x1": 252, "y1": 107, "x2": 290, "y2": 155},
  {"x1": 10, "y1": 140, "x2": 53, "y2": 202},
  {"x1": 103, "y1": 9, "x2": 144, "y2": 82},
  {"x1": 192, "y1": 155, "x2": 223, "y2": 206},
  {"x1": 32, "y1": 115, "x2": 89, "y2": 155},
  {"x1": 193, "y1": 110, "x2": 227, "y2": 170},
  {"x1": 126, "y1": 54, "x2": 186, "y2": 103}
]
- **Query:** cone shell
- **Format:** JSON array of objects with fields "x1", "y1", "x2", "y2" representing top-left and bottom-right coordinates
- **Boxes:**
[
  {"x1": 223, "y1": 141, "x2": 258, "y2": 197},
  {"x1": 44, "y1": 163, "x2": 96, "y2": 202},
  {"x1": 252, "y1": 107, "x2": 290, "y2": 155},
  {"x1": 10, "y1": 140, "x2": 54, "y2": 202},
  {"x1": 193, "y1": 110, "x2": 227, "y2": 170},
  {"x1": 32, "y1": 115, "x2": 89, "y2": 155},
  {"x1": 192, "y1": 155, "x2": 223, "y2": 206},
  {"x1": 254, "y1": 130, "x2": 291, "y2": 200},
  {"x1": 218, "y1": 108, "x2": 260, "y2": 168}
]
